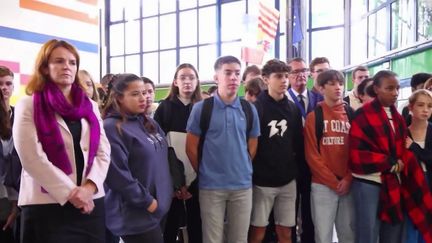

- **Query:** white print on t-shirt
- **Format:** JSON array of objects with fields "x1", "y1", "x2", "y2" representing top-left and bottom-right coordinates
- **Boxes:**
[
  {"x1": 322, "y1": 136, "x2": 344, "y2": 145},
  {"x1": 147, "y1": 133, "x2": 165, "y2": 145},
  {"x1": 268, "y1": 119, "x2": 287, "y2": 138},
  {"x1": 323, "y1": 120, "x2": 351, "y2": 134}
]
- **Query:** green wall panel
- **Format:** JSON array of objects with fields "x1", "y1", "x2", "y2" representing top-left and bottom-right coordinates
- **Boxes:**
[{"x1": 391, "y1": 48, "x2": 432, "y2": 79}]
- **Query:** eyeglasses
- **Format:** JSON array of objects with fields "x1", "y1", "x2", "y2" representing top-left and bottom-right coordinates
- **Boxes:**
[{"x1": 290, "y1": 69, "x2": 309, "y2": 76}]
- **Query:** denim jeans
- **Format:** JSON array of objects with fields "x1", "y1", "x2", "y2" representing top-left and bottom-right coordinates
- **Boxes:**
[
  {"x1": 310, "y1": 183, "x2": 355, "y2": 243},
  {"x1": 199, "y1": 188, "x2": 252, "y2": 243},
  {"x1": 351, "y1": 179, "x2": 404, "y2": 243}
]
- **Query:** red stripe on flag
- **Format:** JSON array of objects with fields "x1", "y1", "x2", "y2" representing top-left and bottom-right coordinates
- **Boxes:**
[
  {"x1": 258, "y1": 2, "x2": 279, "y2": 20},
  {"x1": 258, "y1": 9, "x2": 279, "y2": 25},
  {"x1": 258, "y1": 10, "x2": 279, "y2": 27},
  {"x1": 258, "y1": 16, "x2": 278, "y2": 32},
  {"x1": 258, "y1": 24, "x2": 276, "y2": 39}
]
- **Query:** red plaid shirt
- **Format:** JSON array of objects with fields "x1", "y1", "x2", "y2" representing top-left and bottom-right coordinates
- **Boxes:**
[{"x1": 349, "y1": 99, "x2": 432, "y2": 242}]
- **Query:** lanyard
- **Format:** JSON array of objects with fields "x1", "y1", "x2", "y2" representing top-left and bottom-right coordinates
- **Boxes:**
[{"x1": 288, "y1": 89, "x2": 307, "y2": 118}]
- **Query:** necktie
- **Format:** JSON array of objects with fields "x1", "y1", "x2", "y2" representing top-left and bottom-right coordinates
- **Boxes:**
[{"x1": 298, "y1": 94, "x2": 306, "y2": 112}]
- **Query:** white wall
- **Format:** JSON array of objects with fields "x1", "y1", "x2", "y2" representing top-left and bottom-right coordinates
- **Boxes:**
[{"x1": 0, "y1": 0, "x2": 101, "y2": 104}]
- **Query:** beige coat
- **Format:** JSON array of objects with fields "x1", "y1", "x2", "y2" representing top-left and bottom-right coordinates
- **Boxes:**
[{"x1": 13, "y1": 96, "x2": 110, "y2": 206}]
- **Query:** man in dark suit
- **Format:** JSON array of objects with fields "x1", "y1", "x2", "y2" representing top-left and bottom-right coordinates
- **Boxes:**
[
  {"x1": 286, "y1": 57, "x2": 318, "y2": 243},
  {"x1": 287, "y1": 58, "x2": 320, "y2": 121}
]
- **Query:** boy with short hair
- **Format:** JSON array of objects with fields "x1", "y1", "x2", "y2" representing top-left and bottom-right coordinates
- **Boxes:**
[
  {"x1": 249, "y1": 59, "x2": 303, "y2": 243},
  {"x1": 304, "y1": 69, "x2": 355, "y2": 243},
  {"x1": 186, "y1": 56, "x2": 260, "y2": 243}
]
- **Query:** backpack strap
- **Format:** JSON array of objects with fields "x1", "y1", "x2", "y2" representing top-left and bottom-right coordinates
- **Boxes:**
[
  {"x1": 344, "y1": 105, "x2": 354, "y2": 122},
  {"x1": 240, "y1": 99, "x2": 253, "y2": 138},
  {"x1": 343, "y1": 96, "x2": 350, "y2": 105},
  {"x1": 314, "y1": 105, "x2": 324, "y2": 153},
  {"x1": 198, "y1": 97, "x2": 214, "y2": 162}
]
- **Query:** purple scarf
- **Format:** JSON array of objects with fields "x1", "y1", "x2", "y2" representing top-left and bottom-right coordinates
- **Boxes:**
[{"x1": 33, "y1": 81, "x2": 100, "y2": 176}]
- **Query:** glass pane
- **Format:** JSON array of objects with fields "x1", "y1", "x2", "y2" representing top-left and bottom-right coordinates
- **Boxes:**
[
  {"x1": 279, "y1": 34, "x2": 286, "y2": 62},
  {"x1": 279, "y1": 0, "x2": 286, "y2": 34},
  {"x1": 199, "y1": 45, "x2": 217, "y2": 81},
  {"x1": 199, "y1": 6, "x2": 216, "y2": 44},
  {"x1": 391, "y1": 0, "x2": 415, "y2": 50},
  {"x1": 110, "y1": 0, "x2": 124, "y2": 22},
  {"x1": 110, "y1": 56, "x2": 124, "y2": 74},
  {"x1": 142, "y1": 17, "x2": 159, "y2": 52},
  {"x1": 160, "y1": 0, "x2": 176, "y2": 14},
  {"x1": 180, "y1": 10, "x2": 198, "y2": 47},
  {"x1": 221, "y1": 41, "x2": 241, "y2": 59},
  {"x1": 368, "y1": 9, "x2": 387, "y2": 58},
  {"x1": 110, "y1": 23, "x2": 124, "y2": 56},
  {"x1": 125, "y1": 20, "x2": 140, "y2": 54},
  {"x1": 418, "y1": 0, "x2": 432, "y2": 42},
  {"x1": 369, "y1": 0, "x2": 386, "y2": 11},
  {"x1": 351, "y1": 18, "x2": 367, "y2": 64},
  {"x1": 199, "y1": 0, "x2": 216, "y2": 6},
  {"x1": 311, "y1": 28, "x2": 344, "y2": 69},
  {"x1": 180, "y1": 0, "x2": 197, "y2": 10},
  {"x1": 247, "y1": 0, "x2": 259, "y2": 15},
  {"x1": 142, "y1": 0, "x2": 158, "y2": 17},
  {"x1": 143, "y1": 52, "x2": 159, "y2": 83},
  {"x1": 125, "y1": 55, "x2": 141, "y2": 75},
  {"x1": 350, "y1": 0, "x2": 367, "y2": 22},
  {"x1": 311, "y1": 0, "x2": 344, "y2": 28},
  {"x1": 160, "y1": 14, "x2": 177, "y2": 49},
  {"x1": 179, "y1": 47, "x2": 198, "y2": 68},
  {"x1": 221, "y1": 1, "x2": 245, "y2": 41},
  {"x1": 159, "y1": 50, "x2": 177, "y2": 84},
  {"x1": 125, "y1": 0, "x2": 140, "y2": 20}
]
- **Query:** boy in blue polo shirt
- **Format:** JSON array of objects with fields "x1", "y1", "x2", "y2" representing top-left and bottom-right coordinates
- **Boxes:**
[{"x1": 186, "y1": 56, "x2": 260, "y2": 243}]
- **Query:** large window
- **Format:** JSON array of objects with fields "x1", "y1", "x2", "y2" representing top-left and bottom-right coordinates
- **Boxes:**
[
  {"x1": 418, "y1": 0, "x2": 432, "y2": 41},
  {"x1": 307, "y1": 0, "x2": 345, "y2": 68},
  {"x1": 307, "y1": 0, "x2": 430, "y2": 68},
  {"x1": 106, "y1": 0, "x2": 287, "y2": 83}
]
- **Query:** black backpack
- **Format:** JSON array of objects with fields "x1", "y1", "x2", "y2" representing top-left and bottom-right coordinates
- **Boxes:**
[
  {"x1": 314, "y1": 104, "x2": 354, "y2": 152},
  {"x1": 198, "y1": 97, "x2": 253, "y2": 161}
]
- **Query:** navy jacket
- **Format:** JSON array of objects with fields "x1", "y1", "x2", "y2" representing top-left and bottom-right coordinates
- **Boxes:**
[
  {"x1": 104, "y1": 113, "x2": 173, "y2": 236},
  {"x1": 253, "y1": 91, "x2": 304, "y2": 187}
]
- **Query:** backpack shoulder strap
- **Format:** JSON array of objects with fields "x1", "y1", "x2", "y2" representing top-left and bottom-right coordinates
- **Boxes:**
[
  {"x1": 198, "y1": 97, "x2": 214, "y2": 161},
  {"x1": 253, "y1": 99, "x2": 264, "y2": 122},
  {"x1": 344, "y1": 104, "x2": 354, "y2": 122},
  {"x1": 240, "y1": 99, "x2": 253, "y2": 138},
  {"x1": 200, "y1": 97, "x2": 214, "y2": 137},
  {"x1": 343, "y1": 95, "x2": 350, "y2": 105},
  {"x1": 314, "y1": 105, "x2": 324, "y2": 153}
]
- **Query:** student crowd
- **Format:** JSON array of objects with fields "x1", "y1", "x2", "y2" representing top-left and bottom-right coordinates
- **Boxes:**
[{"x1": 1, "y1": 39, "x2": 432, "y2": 243}]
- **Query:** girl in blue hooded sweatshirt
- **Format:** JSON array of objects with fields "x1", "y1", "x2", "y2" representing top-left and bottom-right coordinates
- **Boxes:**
[{"x1": 102, "y1": 73, "x2": 172, "y2": 243}]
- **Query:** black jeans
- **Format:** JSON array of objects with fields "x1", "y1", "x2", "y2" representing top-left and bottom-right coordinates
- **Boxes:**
[{"x1": 21, "y1": 198, "x2": 105, "y2": 243}]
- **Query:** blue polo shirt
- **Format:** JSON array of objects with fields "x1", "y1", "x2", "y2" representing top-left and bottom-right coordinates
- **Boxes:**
[{"x1": 186, "y1": 94, "x2": 260, "y2": 190}]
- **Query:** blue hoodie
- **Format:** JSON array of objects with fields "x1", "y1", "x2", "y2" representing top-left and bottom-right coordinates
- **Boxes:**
[{"x1": 103, "y1": 113, "x2": 173, "y2": 236}]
